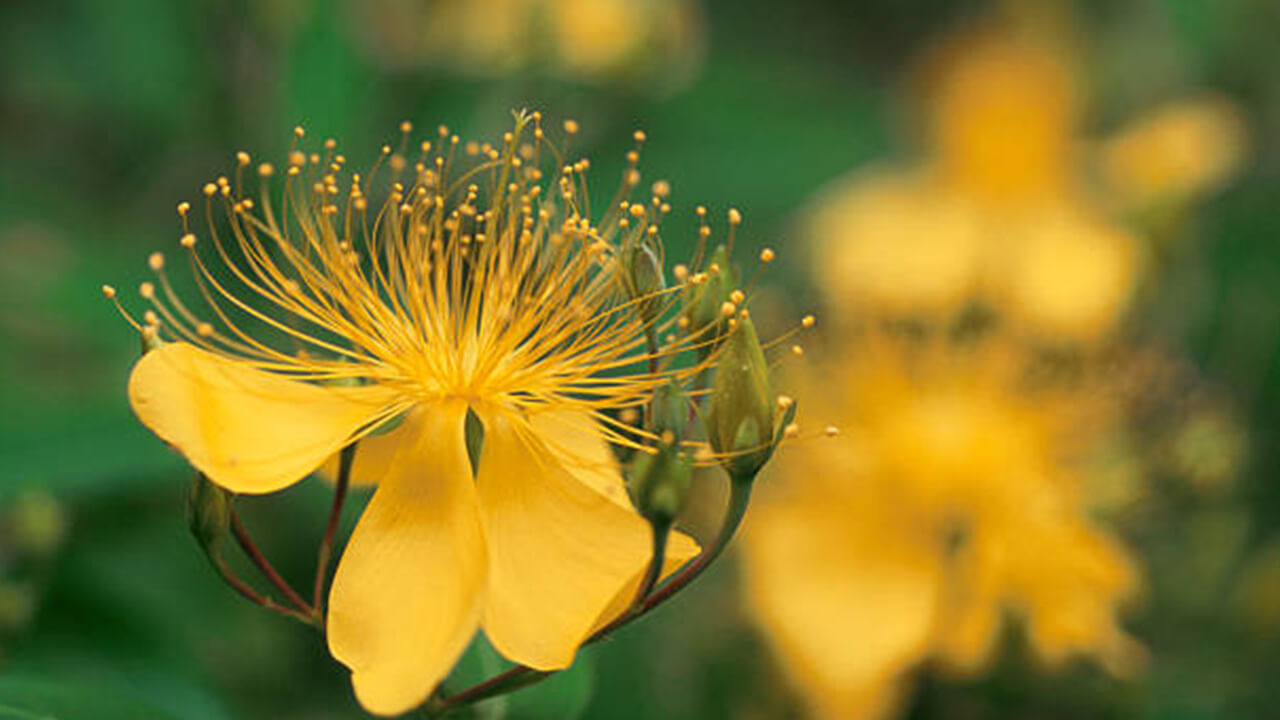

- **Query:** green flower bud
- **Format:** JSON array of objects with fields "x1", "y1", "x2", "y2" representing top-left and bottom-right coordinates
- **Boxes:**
[
  {"x1": 627, "y1": 443, "x2": 694, "y2": 527},
  {"x1": 624, "y1": 239, "x2": 666, "y2": 324},
  {"x1": 650, "y1": 379, "x2": 687, "y2": 439},
  {"x1": 682, "y1": 245, "x2": 735, "y2": 343},
  {"x1": 707, "y1": 315, "x2": 775, "y2": 480},
  {"x1": 187, "y1": 472, "x2": 232, "y2": 558}
]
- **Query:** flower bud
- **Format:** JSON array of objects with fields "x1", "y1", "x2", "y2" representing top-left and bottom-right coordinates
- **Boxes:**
[
  {"x1": 682, "y1": 245, "x2": 734, "y2": 342},
  {"x1": 187, "y1": 472, "x2": 232, "y2": 557},
  {"x1": 627, "y1": 443, "x2": 694, "y2": 527},
  {"x1": 707, "y1": 315, "x2": 776, "y2": 480},
  {"x1": 624, "y1": 239, "x2": 666, "y2": 324},
  {"x1": 650, "y1": 379, "x2": 687, "y2": 439}
]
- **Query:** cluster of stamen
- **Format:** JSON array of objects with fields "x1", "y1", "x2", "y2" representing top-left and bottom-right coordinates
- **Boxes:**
[{"x1": 104, "y1": 111, "x2": 818, "y2": 457}]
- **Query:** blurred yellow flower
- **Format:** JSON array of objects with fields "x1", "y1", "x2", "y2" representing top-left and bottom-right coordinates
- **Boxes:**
[
  {"x1": 1100, "y1": 95, "x2": 1248, "y2": 207},
  {"x1": 354, "y1": 0, "x2": 704, "y2": 86},
  {"x1": 113, "y1": 115, "x2": 702, "y2": 716},
  {"x1": 809, "y1": 11, "x2": 1244, "y2": 344},
  {"x1": 742, "y1": 331, "x2": 1142, "y2": 720}
]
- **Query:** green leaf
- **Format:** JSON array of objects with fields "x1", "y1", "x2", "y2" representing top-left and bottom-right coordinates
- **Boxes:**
[{"x1": 0, "y1": 677, "x2": 181, "y2": 720}]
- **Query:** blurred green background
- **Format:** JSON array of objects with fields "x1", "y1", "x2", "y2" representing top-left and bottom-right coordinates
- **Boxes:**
[{"x1": 1, "y1": 0, "x2": 1279, "y2": 718}]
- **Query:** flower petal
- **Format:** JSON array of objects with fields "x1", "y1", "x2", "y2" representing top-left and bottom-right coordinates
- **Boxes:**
[
  {"x1": 317, "y1": 417, "x2": 411, "y2": 488},
  {"x1": 475, "y1": 409, "x2": 658, "y2": 670},
  {"x1": 529, "y1": 410, "x2": 702, "y2": 632},
  {"x1": 589, "y1": 528, "x2": 700, "y2": 634},
  {"x1": 327, "y1": 402, "x2": 487, "y2": 716},
  {"x1": 128, "y1": 343, "x2": 396, "y2": 494},
  {"x1": 742, "y1": 497, "x2": 940, "y2": 720}
]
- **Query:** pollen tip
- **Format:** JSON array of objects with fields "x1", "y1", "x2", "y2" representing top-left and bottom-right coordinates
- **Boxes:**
[
  {"x1": 720, "y1": 301, "x2": 736, "y2": 318},
  {"x1": 293, "y1": 125, "x2": 305, "y2": 138},
  {"x1": 802, "y1": 314, "x2": 816, "y2": 329},
  {"x1": 258, "y1": 162, "x2": 275, "y2": 177},
  {"x1": 784, "y1": 423, "x2": 801, "y2": 439},
  {"x1": 236, "y1": 151, "x2": 250, "y2": 166},
  {"x1": 180, "y1": 233, "x2": 197, "y2": 249},
  {"x1": 148, "y1": 252, "x2": 165, "y2": 271},
  {"x1": 728, "y1": 208, "x2": 742, "y2": 225},
  {"x1": 139, "y1": 282, "x2": 155, "y2": 299},
  {"x1": 824, "y1": 425, "x2": 840, "y2": 437},
  {"x1": 564, "y1": 119, "x2": 580, "y2": 135},
  {"x1": 760, "y1": 247, "x2": 775, "y2": 263},
  {"x1": 176, "y1": 201, "x2": 191, "y2": 216},
  {"x1": 101, "y1": 284, "x2": 117, "y2": 299},
  {"x1": 399, "y1": 120, "x2": 413, "y2": 134},
  {"x1": 791, "y1": 344, "x2": 804, "y2": 356}
]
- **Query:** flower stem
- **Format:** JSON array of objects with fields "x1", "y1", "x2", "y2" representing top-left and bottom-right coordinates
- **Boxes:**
[
  {"x1": 629, "y1": 521, "x2": 669, "y2": 611},
  {"x1": 230, "y1": 510, "x2": 314, "y2": 617},
  {"x1": 435, "y1": 473, "x2": 755, "y2": 714},
  {"x1": 209, "y1": 554, "x2": 315, "y2": 625},
  {"x1": 314, "y1": 443, "x2": 356, "y2": 615}
]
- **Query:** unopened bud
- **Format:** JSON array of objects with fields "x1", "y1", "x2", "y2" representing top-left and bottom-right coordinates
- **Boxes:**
[
  {"x1": 650, "y1": 380, "x2": 687, "y2": 439},
  {"x1": 707, "y1": 315, "x2": 777, "y2": 480},
  {"x1": 187, "y1": 472, "x2": 232, "y2": 558},
  {"x1": 624, "y1": 239, "x2": 666, "y2": 323},
  {"x1": 627, "y1": 443, "x2": 694, "y2": 527},
  {"x1": 682, "y1": 245, "x2": 735, "y2": 344}
]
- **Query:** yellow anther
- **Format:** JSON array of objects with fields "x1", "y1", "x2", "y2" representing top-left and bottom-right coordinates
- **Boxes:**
[
  {"x1": 652, "y1": 180, "x2": 670, "y2": 198},
  {"x1": 293, "y1": 126, "x2": 305, "y2": 138},
  {"x1": 196, "y1": 322, "x2": 214, "y2": 337},
  {"x1": 728, "y1": 208, "x2": 742, "y2": 225},
  {"x1": 777, "y1": 395, "x2": 794, "y2": 411},
  {"x1": 139, "y1": 282, "x2": 155, "y2": 299},
  {"x1": 180, "y1": 234, "x2": 197, "y2": 248},
  {"x1": 730, "y1": 289, "x2": 745, "y2": 305},
  {"x1": 696, "y1": 205, "x2": 706, "y2": 217},
  {"x1": 791, "y1": 344, "x2": 804, "y2": 356},
  {"x1": 177, "y1": 202, "x2": 191, "y2": 216},
  {"x1": 629, "y1": 204, "x2": 646, "y2": 218},
  {"x1": 720, "y1": 301, "x2": 736, "y2": 317},
  {"x1": 258, "y1": 162, "x2": 275, "y2": 177},
  {"x1": 236, "y1": 151, "x2": 250, "y2": 166},
  {"x1": 784, "y1": 423, "x2": 801, "y2": 439},
  {"x1": 620, "y1": 408, "x2": 639, "y2": 425},
  {"x1": 673, "y1": 264, "x2": 689, "y2": 281},
  {"x1": 564, "y1": 119, "x2": 579, "y2": 135},
  {"x1": 633, "y1": 130, "x2": 647, "y2": 143},
  {"x1": 802, "y1": 314, "x2": 816, "y2": 329},
  {"x1": 101, "y1": 285, "x2": 117, "y2": 299},
  {"x1": 399, "y1": 120, "x2": 413, "y2": 134},
  {"x1": 143, "y1": 310, "x2": 159, "y2": 326},
  {"x1": 760, "y1": 247, "x2": 775, "y2": 263},
  {"x1": 824, "y1": 425, "x2": 840, "y2": 437},
  {"x1": 148, "y1": 252, "x2": 165, "y2": 271},
  {"x1": 202, "y1": 183, "x2": 217, "y2": 196}
]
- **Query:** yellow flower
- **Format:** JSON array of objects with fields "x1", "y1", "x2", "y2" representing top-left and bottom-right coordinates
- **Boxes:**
[
  {"x1": 742, "y1": 331, "x2": 1142, "y2": 720},
  {"x1": 114, "y1": 114, "x2": 705, "y2": 716},
  {"x1": 1100, "y1": 94, "x2": 1248, "y2": 206},
  {"x1": 807, "y1": 11, "x2": 1153, "y2": 343},
  {"x1": 808, "y1": 169, "x2": 985, "y2": 316}
]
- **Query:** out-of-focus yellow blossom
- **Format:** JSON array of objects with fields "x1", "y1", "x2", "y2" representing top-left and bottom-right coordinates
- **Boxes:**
[
  {"x1": 810, "y1": 170, "x2": 984, "y2": 316},
  {"x1": 1100, "y1": 95, "x2": 1248, "y2": 207},
  {"x1": 353, "y1": 0, "x2": 704, "y2": 87},
  {"x1": 809, "y1": 11, "x2": 1243, "y2": 344},
  {"x1": 742, "y1": 332, "x2": 1142, "y2": 720}
]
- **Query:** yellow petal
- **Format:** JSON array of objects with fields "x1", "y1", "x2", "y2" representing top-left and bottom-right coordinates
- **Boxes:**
[
  {"x1": 741, "y1": 498, "x2": 940, "y2": 720},
  {"x1": 327, "y1": 402, "x2": 487, "y2": 716},
  {"x1": 589, "y1": 528, "x2": 700, "y2": 635},
  {"x1": 317, "y1": 418, "x2": 411, "y2": 488},
  {"x1": 528, "y1": 410, "x2": 637, "y2": 508},
  {"x1": 475, "y1": 409, "x2": 658, "y2": 670},
  {"x1": 528, "y1": 411, "x2": 702, "y2": 633},
  {"x1": 128, "y1": 343, "x2": 396, "y2": 494}
]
